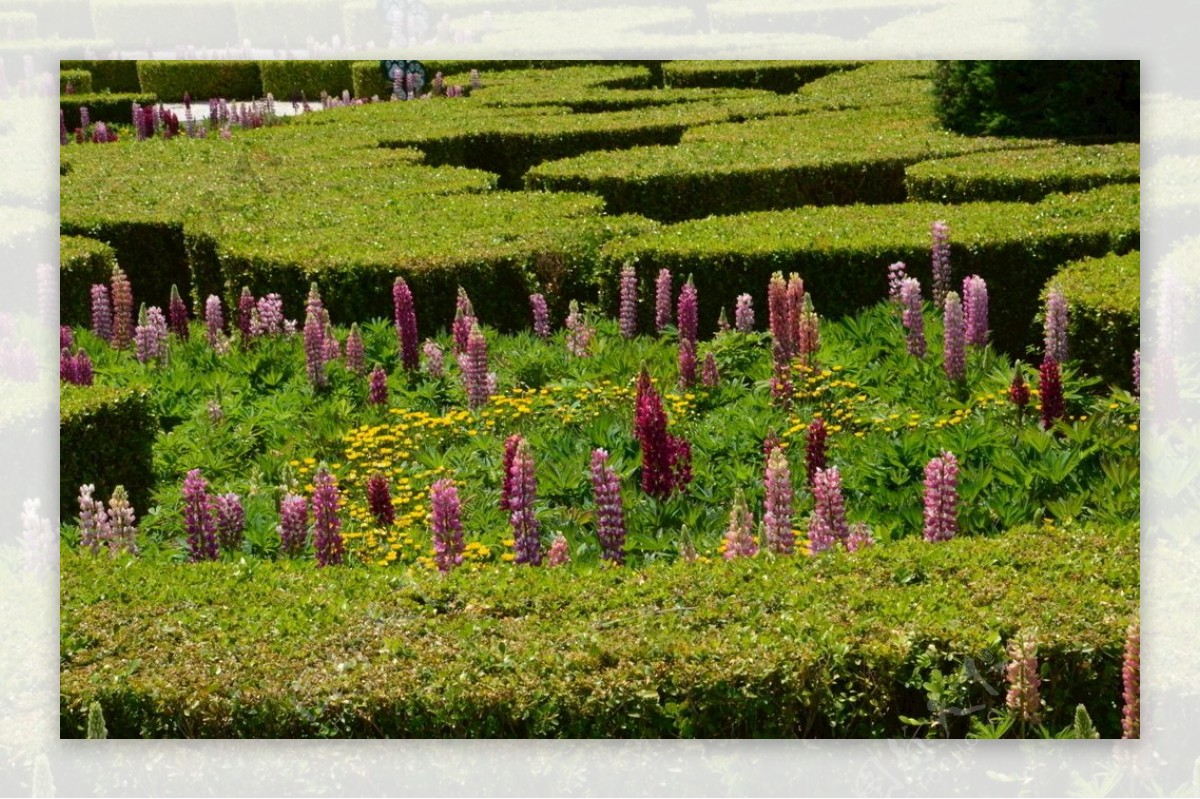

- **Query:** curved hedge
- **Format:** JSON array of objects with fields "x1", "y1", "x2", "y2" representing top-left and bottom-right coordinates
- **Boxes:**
[
  {"x1": 60, "y1": 384, "x2": 156, "y2": 521},
  {"x1": 1043, "y1": 251, "x2": 1140, "y2": 390},
  {"x1": 663, "y1": 60, "x2": 863, "y2": 93},
  {"x1": 60, "y1": 235, "x2": 117, "y2": 328},
  {"x1": 905, "y1": 143, "x2": 1140, "y2": 203}
]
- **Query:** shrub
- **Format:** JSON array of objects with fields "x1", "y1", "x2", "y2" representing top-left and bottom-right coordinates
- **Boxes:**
[
  {"x1": 663, "y1": 60, "x2": 863, "y2": 93},
  {"x1": 258, "y1": 60, "x2": 354, "y2": 100},
  {"x1": 59, "y1": 385, "x2": 156, "y2": 521},
  {"x1": 136, "y1": 60, "x2": 262, "y2": 101},
  {"x1": 61, "y1": 60, "x2": 141, "y2": 93},
  {"x1": 60, "y1": 69, "x2": 93, "y2": 95},
  {"x1": 60, "y1": 219, "x2": 190, "y2": 314},
  {"x1": 350, "y1": 60, "x2": 390, "y2": 99},
  {"x1": 59, "y1": 93, "x2": 158, "y2": 130},
  {"x1": 60, "y1": 236, "x2": 118, "y2": 327}
]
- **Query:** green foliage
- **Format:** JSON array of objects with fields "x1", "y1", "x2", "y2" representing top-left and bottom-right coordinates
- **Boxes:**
[
  {"x1": 86, "y1": 701, "x2": 108, "y2": 739},
  {"x1": 61, "y1": 60, "x2": 141, "y2": 93},
  {"x1": 258, "y1": 60, "x2": 354, "y2": 100},
  {"x1": 59, "y1": 235, "x2": 118, "y2": 327},
  {"x1": 1044, "y1": 251, "x2": 1140, "y2": 390},
  {"x1": 663, "y1": 60, "x2": 863, "y2": 93},
  {"x1": 350, "y1": 60, "x2": 391, "y2": 99},
  {"x1": 60, "y1": 69, "x2": 92, "y2": 95},
  {"x1": 60, "y1": 217, "x2": 190, "y2": 318},
  {"x1": 60, "y1": 384, "x2": 156, "y2": 521},
  {"x1": 932, "y1": 61, "x2": 1139, "y2": 141},
  {"x1": 59, "y1": 92, "x2": 158, "y2": 130},
  {"x1": 136, "y1": 60, "x2": 263, "y2": 102},
  {"x1": 795, "y1": 59, "x2": 938, "y2": 113}
]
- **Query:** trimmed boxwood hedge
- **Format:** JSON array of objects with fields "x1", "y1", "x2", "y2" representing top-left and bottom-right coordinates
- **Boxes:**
[
  {"x1": 60, "y1": 60, "x2": 141, "y2": 93},
  {"x1": 905, "y1": 143, "x2": 1141, "y2": 203},
  {"x1": 136, "y1": 60, "x2": 262, "y2": 102},
  {"x1": 350, "y1": 59, "x2": 391, "y2": 99},
  {"x1": 60, "y1": 520, "x2": 1138, "y2": 738},
  {"x1": 60, "y1": 69, "x2": 92, "y2": 95},
  {"x1": 60, "y1": 235, "x2": 117, "y2": 328},
  {"x1": 662, "y1": 60, "x2": 863, "y2": 93},
  {"x1": 1043, "y1": 251, "x2": 1139, "y2": 390},
  {"x1": 258, "y1": 59, "x2": 354, "y2": 101},
  {"x1": 59, "y1": 385, "x2": 155, "y2": 521},
  {"x1": 60, "y1": 92, "x2": 158, "y2": 131}
]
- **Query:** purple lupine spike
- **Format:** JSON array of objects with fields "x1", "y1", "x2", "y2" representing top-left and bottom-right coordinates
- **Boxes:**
[
  {"x1": 277, "y1": 493, "x2": 309, "y2": 556},
  {"x1": 1044, "y1": 288, "x2": 1069, "y2": 363},
  {"x1": 677, "y1": 276, "x2": 698, "y2": 347},
  {"x1": 763, "y1": 445, "x2": 794, "y2": 555},
  {"x1": 931, "y1": 220, "x2": 951, "y2": 308},
  {"x1": 91, "y1": 284, "x2": 112, "y2": 342},
  {"x1": 252, "y1": 293, "x2": 283, "y2": 337},
  {"x1": 236, "y1": 287, "x2": 255, "y2": 339},
  {"x1": 654, "y1": 268, "x2": 673, "y2": 334},
  {"x1": 1133, "y1": 350, "x2": 1140, "y2": 399},
  {"x1": 717, "y1": 308, "x2": 731, "y2": 333},
  {"x1": 141, "y1": 305, "x2": 168, "y2": 363},
  {"x1": 214, "y1": 492, "x2": 245, "y2": 551},
  {"x1": 73, "y1": 350, "x2": 93, "y2": 386},
  {"x1": 182, "y1": 468, "x2": 219, "y2": 561},
  {"x1": 900, "y1": 277, "x2": 926, "y2": 358},
  {"x1": 168, "y1": 284, "x2": 189, "y2": 340},
  {"x1": 322, "y1": 315, "x2": 340, "y2": 361},
  {"x1": 668, "y1": 434, "x2": 692, "y2": 493},
  {"x1": 311, "y1": 466, "x2": 344, "y2": 567},
  {"x1": 60, "y1": 325, "x2": 73, "y2": 352},
  {"x1": 60, "y1": 109, "x2": 69, "y2": 145},
  {"x1": 1122, "y1": 622, "x2": 1140, "y2": 738},
  {"x1": 530, "y1": 293, "x2": 550, "y2": 339},
  {"x1": 635, "y1": 369, "x2": 673, "y2": 499},
  {"x1": 735, "y1": 293, "x2": 754, "y2": 333},
  {"x1": 452, "y1": 287, "x2": 475, "y2": 356},
  {"x1": 590, "y1": 448, "x2": 627, "y2": 565},
  {"x1": 1010, "y1": 366, "x2": 1030, "y2": 413},
  {"x1": 430, "y1": 478, "x2": 465, "y2": 573},
  {"x1": 786, "y1": 273, "x2": 804, "y2": 350},
  {"x1": 702, "y1": 351, "x2": 719, "y2": 387},
  {"x1": 943, "y1": 291, "x2": 966, "y2": 382},
  {"x1": 345, "y1": 324, "x2": 366, "y2": 376},
  {"x1": 80, "y1": 105, "x2": 90, "y2": 130},
  {"x1": 1038, "y1": 357, "x2": 1065, "y2": 431},
  {"x1": 105, "y1": 485, "x2": 138, "y2": 556},
  {"x1": 565, "y1": 301, "x2": 593, "y2": 357},
  {"x1": 205, "y1": 294, "x2": 225, "y2": 350},
  {"x1": 303, "y1": 284, "x2": 328, "y2": 388},
  {"x1": 392, "y1": 277, "x2": 419, "y2": 371},
  {"x1": 366, "y1": 472, "x2": 395, "y2": 527},
  {"x1": 110, "y1": 266, "x2": 133, "y2": 350},
  {"x1": 619, "y1": 264, "x2": 638, "y2": 339},
  {"x1": 678, "y1": 338, "x2": 697, "y2": 388},
  {"x1": 423, "y1": 339, "x2": 444, "y2": 378},
  {"x1": 1005, "y1": 631, "x2": 1042, "y2": 726},
  {"x1": 797, "y1": 294, "x2": 819, "y2": 367},
  {"x1": 78, "y1": 484, "x2": 108, "y2": 555},
  {"x1": 887, "y1": 261, "x2": 907, "y2": 303},
  {"x1": 845, "y1": 522, "x2": 874, "y2": 552},
  {"x1": 509, "y1": 438, "x2": 542, "y2": 565},
  {"x1": 134, "y1": 307, "x2": 156, "y2": 364},
  {"x1": 805, "y1": 417, "x2": 827, "y2": 487},
  {"x1": 546, "y1": 533, "x2": 570, "y2": 567},
  {"x1": 459, "y1": 322, "x2": 490, "y2": 409},
  {"x1": 922, "y1": 451, "x2": 959, "y2": 542},
  {"x1": 808, "y1": 466, "x2": 849, "y2": 555},
  {"x1": 722, "y1": 490, "x2": 757, "y2": 560},
  {"x1": 768, "y1": 272, "x2": 792, "y2": 361},
  {"x1": 60, "y1": 348, "x2": 77, "y2": 384},
  {"x1": 962, "y1": 275, "x2": 988, "y2": 347},
  {"x1": 368, "y1": 365, "x2": 388, "y2": 406},
  {"x1": 499, "y1": 433, "x2": 522, "y2": 513}
]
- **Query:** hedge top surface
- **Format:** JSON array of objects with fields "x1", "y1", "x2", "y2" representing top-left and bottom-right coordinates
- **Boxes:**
[
  {"x1": 794, "y1": 59, "x2": 939, "y2": 112},
  {"x1": 1044, "y1": 250, "x2": 1140, "y2": 316},
  {"x1": 60, "y1": 233, "x2": 116, "y2": 261}
]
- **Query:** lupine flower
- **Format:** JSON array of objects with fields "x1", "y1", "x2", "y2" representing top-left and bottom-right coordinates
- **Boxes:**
[
  {"x1": 110, "y1": 266, "x2": 133, "y2": 350},
  {"x1": 962, "y1": 275, "x2": 988, "y2": 347},
  {"x1": 60, "y1": 348, "x2": 76, "y2": 384},
  {"x1": 786, "y1": 273, "x2": 804, "y2": 347},
  {"x1": 345, "y1": 324, "x2": 366, "y2": 376},
  {"x1": 500, "y1": 434, "x2": 522, "y2": 512},
  {"x1": 460, "y1": 322, "x2": 490, "y2": 409},
  {"x1": 805, "y1": 417, "x2": 827, "y2": 486},
  {"x1": 678, "y1": 338, "x2": 697, "y2": 388},
  {"x1": 76, "y1": 350, "x2": 93, "y2": 385},
  {"x1": 366, "y1": 472, "x2": 395, "y2": 527},
  {"x1": 322, "y1": 317, "x2": 340, "y2": 361},
  {"x1": 1044, "y1": 288, "x2": 1069, "y2": 363},
  {"x1": 508, "y1": 438, "x2": 541, "y2": 565},
  {"x1": 770, "y1": 353, "x2": 793, "y2": 410},
  {"x1": 943, "y1": 291, "x2": 966, "y2": 382},
  {"x1": 1010, "y1": 367, "x2": 1030, "y2": 413},
  {"x1": 1005, "y1": 631, "x2": 1043, "y2": 726},
  {"x1": 105, "y1": 485, "x2": 138, "y2": 556},
  {"x1": 252, "y1": 293, "x2": 283, "y2": 337},
  {"x1": 762, "y1": 445, "x2": 794, "y2": 555},
  {"x1": 303, "y1": 285, "x2": 327, "y2": 388},
  {"x1": 654, "y1": 268, "x2": 673, "y2": 334},
  {"x1": 900, "y1": 277, "x2": 926, "y2": 358},
  {"x1": 1122, "y1": 621, "x2": 1140, "y2": 739},
  {"x1": 931, "y1": 220, "x2": 951, "y2": 308},
  {"x1": 78, "y1": 484, "x2": 108, "y2": 555},
  {"x1": 723, "y1": 490, "x2": 758, "y2": 560},
  {"x1": 80, "y1": 105, "x2": 90, "y2": 130},
  {"x1": 1133, "y1": 350, "x2": 1140, "y2": 399},
  {"x1": 922, "y1": 451, "x2": 958, "y2": 542},
  {"x1": 423, "y1": 339, "x2": 444, "y2": 378},
  {"x1": 214, "y1": 492, "x2": 244, "y2": 551},
  {"x1": 168, "y1": 284, "x2": 189, "y2": 340},
  {"x1": 134, "y1": 305, "x2": 169, "y2": 365},
  {"x1": 565, "y1": 301, "x2": 594, "y2": 357},
  {"x1": 236, "y1": 287, "x2": 255, "y2": 339},
  {"x1": 768, "y1": 272, "x2": 793, "y2": 361},
  {"x1": 546, "y1": 533, "x2": 570, "y2": 567},
  {"x1": 182, "y1": 468, "x2": 219, "y2": 562},
  {"x1": 91, "y1": 284, "x2": 112, "y2": 342},
  {"x1": 887, "y1": 261, "x2": 907, "y2": 302},
  {"x1": 590, "y1": 448, "x2": 627, "y2": 565},
  {"x1": 808, "y1": 466, "x2": 849, "y2": 554},
  {"x1": 311, "y1": 466, "x2": 344, "y2": 567},
  {"x1": 429, "y1": 478, "x2": 465, "y2": 573},
  {"x1": 60, "y1": 109, "x2": 69, "y2": 145},
  {"x1": 205, "y1": 294, "x2": 226, "y2": 351},
  {"x1": 702, "y1": 351, "x2": 719, "y2": 387},
  {"x1": 635, "y1": 368, "x2": 677, "y2": 499},
  {"x1": 846, "y1": 522, "x2": 874, "y2": 552},
  {"x1": 717, "y1": 308, "x2": 730, "y2": 333},
  {"x1": 452, "y1": 287, "x2": 475, "y2": 355},
  {"x1": 677, "y1": 277, "x2": 698, "y2": 346},
  {"x1": 368, "y1": 364, "x2": 388, "y2": 406},
  {"x1": 393, "y1": 277, "x2": 419, "y2": 371},
  {"x1": 277, "y1": 493, "x2": 308, "y2": 556},
  {"x1": 797, "y1": 295, "x2": 819, "y2": 366},
  {"x1": 735, "y1": 293, "x2": 754, "y2": 332},
  {"x1": 619, "y1": 264, "x2": 638, "y2": 338},
  {"x1": 530, "y1": 293, "x2": 550, "y2": 339},
  {"x1": 1038, "y1": 356, "x2": 1065, "y2": 431},
  {"x1": 207, "y1": 398, "x2": 223, "y2": 423},
  {"x1": 60, "y1": 325, "x2": 73, "y2": 352}
]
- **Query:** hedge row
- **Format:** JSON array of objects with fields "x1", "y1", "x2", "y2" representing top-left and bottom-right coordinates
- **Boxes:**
[
  {"x1": 135, "y1": 60, "x2": 262, "y2": 102},
  {"x1": 905, "y1": 143, "x2": 1141, "y2": 203},
  {"x1": 257, "y1": 60, "x2": 353, "y2": 100},
  {"x1": 59, "y1": 235, "x2": 117, "y2": 328},
  {"x1": 60, "y1": 68, "x2": 92, "y2": 95},
  {"x1": 59, "y1": 92, "x2": 157, "y2": 131},
  {"x1": 1044, "y1": 251, "x2": 1140, "y2": 390},
  {"x1": 60, "y1": 60, "x2": 141, "y2": 93},
  {"x1": 662, "y1": 60, "x2": 863, "y2": 93},
  {"x1": 59, "y1": 385, "x2": 155, "y2": 521},
  {"x1": 600, "y1": 183, "x2": 1140, "y2": 356},
  {"x1": 60, "y1": 521, "x2": 1138, "y2": 738}
]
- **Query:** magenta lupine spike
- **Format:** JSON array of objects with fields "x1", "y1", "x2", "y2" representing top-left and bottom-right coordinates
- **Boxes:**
[
  {"x1": 798, "y1": 295, "x2": 819, "y2": 366},
  {"x1": 322, "y1": 317, "x2": 340, "y2": 361},
  {"x1": 887, "y1": 262, "x2": 907, "y2": 303},
  {"x1": 900, "y1": 277, "x2": 926, "y2": 358},
  {"x1": 236, "y1": 287, "x2": 255, "y2": 339},
  {"x1": 182, "y1": 468, "x2": 219, "y2": 561},
  {"x1": 311, "y1": 466, "x2": 344, "y2": 567},
  {"x1": 677, "y1": 277, "x2": 698, "y2": 346},
  {"x1": 78, "y1": 484, "x2": 108, "y2": 555},
  {"x1": 931, "y1": 220, "x2": 951, "y2": 308},
  {"x1": 668, "y1": 435, "x2": 692, "y2": 492},
  {"x1": 508, "y1": 438, "x2": 542, "y2": 565},
  {"x1": 1132, "y1": 350, "x2": 1140, "y2": 399},
  {"x1": 423, "y1": 339, "x2": 444, "y2": 378},
  {"x1": 368, "y1": 364, "x2": 388, "y2": 406},
  {"x1": 91, "y1": 284, "x2": 112, "y2": 342},
  {"x1": 105, "y1": 485, "x2": 138, "y2": 556},
  {"x1": 460, "y1": 322, "x2": 490, "y2": 409},
  {"x1": 1005, "y1": 631, "x2": 1042, "y2": 726},
  {"x1": 429, "y1": 478, "x2": 465, "y2": 573},
  {"x1": 590, "y1": 448, "x2": 627, "y2": 565},
  {"x1": 452, "y1": 287, "x2": 475, "y2": 355},
  {"x1": 366, "y1": 472, "x2": 395, "y2": 526},
  {"x1": 303, "y1": 284, "x2": 328, "y2": 388},
  {"x1": 808, "y1": 466, "x2": 849, "y2": 555},
  {"x1": 1044, "y1": 288, "x2": 1069, "y2": 363},
  {"x1": 768, "y1": 272, "x2": 793, "y2": 361},
  {"x1": 943, "y1": 291, "x2": 966, "y2": 382},
  {"x1": 735, "y1": 293, "x2": 754, "y2": 333},
  {"x1": 1010, "y1": 367, "x2": 1030, "y2": 412},
  {"x1": 60, "y1": 325, "x2": 73, "y2": 352},
  {"x1": 110, "y1": 266, "x2": 133, "y2": 350},
  {"x1": 168, "y1": 284, "x2": 189, "y2": 340},
  {"x1": 205, "y1": 294, "x2": 225, "y2": 350},
  {"x1": 845, "y1": 522, "x2": 874, "y2": 552},
  {"x1": 635, "y1": 369, "x2": 674, "y2": 499},
  {"x1": 763, "y1": 445, "x2": 794, "y2": 555},
  {"x1": 1122, "y1": 621, "x2": 1140, "y2": 738},
  {"x1": 392, "y1": 277, "x2": 420, "y2": 371},
  {"x1": 619, "y1": 264, "x2": 638, "y2": 338},
  {"x1": 277, "y1": 493, "x2": 308, "y2": 556},
  {"x1": 73, "y1": 350, "x2": 94, "y2": 386},
  {"x1": 962, "y1": 275, "x2": 988, "y2": 347},
  {"x1": 530, "y1": 293, "x2": 550, "y2": 339},
  {"x1": 546, "y1": 533, "x2": 570, "y2": 567},
  {"x1": 252, "y1": 293, "x2": 283, "y2": 337},
  {"x1": 1039, "y1": 356, "x2": 1065, "y2": 430},
  {"x1": 60, "y1": 348, "x2": 76, "y2": 384},
  {"x1": 678, "y1": 338, "x2": 697, "y2": 388},
  {"x1": 146, "y1": 305, "x2": 168, "y2": 363},
  {"x1": 500, "y1": 434, "x2": 522, "y2": 512},
  {"x1": 345, "y1": 324, "x2": 366, "y2": 376},
  {"x1": 922, "y1": 451, "x2": 959, "y2": 542},
  {"x1": 654, "y1": 268, "x2": 673, "y2": 334},
  {"x1": 702, "y1": 351, "x2": 719, "y2": 387},
  {"x1": 565, "y1": 301, "x2": 593, "y2": 357},
  {"x1": 723, "y1": 491, "x2": 757, "y2": 560},
  {"x1": 805, "y1": 418, "x2": 827, "y2": 487},
  {"x1": 214, "y1": 492, "x2": 244, "y2": 551},
  {"x1": 786, "y1": 273, "x2": 804, "y2": 349}
]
